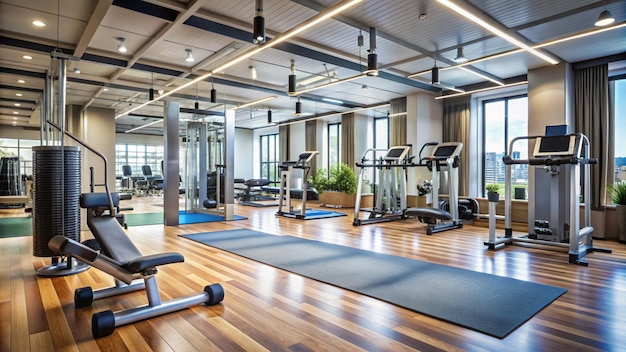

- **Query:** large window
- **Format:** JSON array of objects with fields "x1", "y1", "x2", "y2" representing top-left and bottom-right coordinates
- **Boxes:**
[
  {"x1": 373, "y1": 117, "x2": 389, "y2": 151},
  {"x1": 115, "y1": 144, "x2": 164, "y2": 178},
  {"x1": 260, "y1": 133, "x2": 279, "y2": 181},
  {"x1": 327, "y1": 123, "x2": 341, "y2": 169},
  {"x1": 613, "y1": 77, "x2": 626, "y2": 183},
  {"x1": 0, "y1": 138, "x2": 37, "y2": 177},
  {"x1": 483, "y1": 95, "x2": 528, "y2": 197},
  {"x1": 0, "y1": 138, "x2": 37, "y2": 196}
]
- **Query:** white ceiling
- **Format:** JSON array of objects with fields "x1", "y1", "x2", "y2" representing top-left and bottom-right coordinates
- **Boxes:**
[{"x1": 0, "y1": 0, "x2": 624, "y2": 135}]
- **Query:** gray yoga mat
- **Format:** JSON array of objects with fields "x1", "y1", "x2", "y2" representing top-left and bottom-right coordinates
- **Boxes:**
[{"x1": 181, "y1": 229, "x2": 567, "y2": 338}]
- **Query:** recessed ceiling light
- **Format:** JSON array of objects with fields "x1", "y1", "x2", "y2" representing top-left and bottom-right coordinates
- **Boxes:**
[
  {"x1": 13, "y1": 117, "x2": 18, "y2": 120},
  {"x1": 185, "y1": 49, "x2": 195, "y2": 62},
  {"x1": 14, "y1": 103, "x2": 21, "y2": 106},
  {"x1": 32, "y1": 20, "x2": 46, "y2": 27},
  {"x1": 13, "y1": 111, "x2": 19, "y2": 115},
  {"x1": 18, "y1": 79, "x2": 25, "y2": 83},
  {"x1": 16, "y1": 93, "x2": 23, "y2": 97},
  {"x1": 117, "y1": 37, "x2": 127, "y2": 53},
  {"x1": 103, "y1": 87, "x2": 109, "y2": 92},
  {"x1": 22, "y1": 55, "x2": 33, "y2": 60}
]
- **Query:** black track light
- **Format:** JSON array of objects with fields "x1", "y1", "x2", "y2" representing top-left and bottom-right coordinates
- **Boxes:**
[
  {"x1": 366, "y1": 27, "x2": 378, "y2": 76},
  {"x1": 288, "y1": 59, "x2": 296, "y2": 95},
  {"x1": 431, "y1": 58, "x2": 440, "y2": 85},
  {"x1": 253, "y1": 0, "x2": 265, "y2": 44},
  {"x1": 431, "y1": 66, "x2": 440, "y2": 85},
  {"x1": 295, "y1": 97, "x2": 302, "y2": 116}
]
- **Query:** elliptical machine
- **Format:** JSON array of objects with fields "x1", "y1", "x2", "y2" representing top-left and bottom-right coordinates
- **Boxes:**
[{"x1": 405, "y1": 142, "x2": 465, "y2": 235}]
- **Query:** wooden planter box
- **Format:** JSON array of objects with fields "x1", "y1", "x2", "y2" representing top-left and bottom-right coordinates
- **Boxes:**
[{"x1": 318, "y1": 191, "x2": 357, "y2": 208}]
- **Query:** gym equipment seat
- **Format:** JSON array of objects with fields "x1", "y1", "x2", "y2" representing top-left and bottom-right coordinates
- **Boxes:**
[{"x1": 48, "y1": 192, "x2": 224, "y2": 338}]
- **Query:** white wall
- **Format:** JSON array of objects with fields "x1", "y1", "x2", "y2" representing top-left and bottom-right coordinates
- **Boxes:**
[
  {"x1": 407, "y1": 93, "x2": 443, "y2": 195},
  {"x1": 353, "y1": 114, "x2": 370, "y2": 166},
  {"x1": 0, "y1": 126, "x2": 41, "y2": 139},
  {"x1": 527, "y1": 63, "x2": 573, "y2": 231},
  {"x1": 235, "y1": 128, "x2": 254, "y2": 179}
]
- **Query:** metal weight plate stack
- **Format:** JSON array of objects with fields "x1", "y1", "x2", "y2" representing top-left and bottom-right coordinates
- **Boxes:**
[{"x1": 32, "y1": 146, "x2": 81, "y2": 257}]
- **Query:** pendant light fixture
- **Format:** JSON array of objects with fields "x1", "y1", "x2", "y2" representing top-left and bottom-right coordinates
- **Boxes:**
[
  {"x1": 267, "y1": 109, "x2": 272, "y2": 124},
  {"x1": 288, "y1": 60, "x2": 296, "y2": 95},
  {"x1": 253, "y1": 0, "x2": 266, "y2": 44},
  {"x1": 431, "y1": 58, "x2": 440, "y2": 85},
  {"x1": 295, "y1": 96, "x2": 302, "y2": 116},
  {"x1": 194, "y1": 83, "x2": 199, "y2": 110},
  {"x1": 453, "y1": 47, "x2": 468, "y2": 63},
  {"x1": 366, "y1": 27, "x2": 378, "y2": 76},
  {"x1": 149, "y1": 73, "x2": 155, "y2": 100},
  {"x1": 594, "y1": 1, "x2": 615, "y2": 27},
  {"x1": 210, "y1": 77, "x2": 217, "y2": 103}
]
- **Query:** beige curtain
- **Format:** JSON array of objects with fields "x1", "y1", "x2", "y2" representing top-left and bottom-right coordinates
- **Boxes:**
[
  {"x1": 389, "y1": 97, "x2": 406, "y2": 146},
  {"x1": 574, "y1": 64, "x2": 613, "y2": 209},
  {"x1": 279, "y1": 124, "x2": 290, "y2": 162},
  {"x1": 341, "y1": 113, "x2": 355, "y2": 171},
  {"x1": 305, "y1": 120, "x2": 317, "y2": 177},
  {"x1": 442, "y1": 97, "x2": 471, "y2": 196}
]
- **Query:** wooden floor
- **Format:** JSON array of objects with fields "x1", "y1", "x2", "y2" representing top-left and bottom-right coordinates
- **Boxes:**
[{"x1": 2, "y1": 196, "x2": 626, "y2": 351}]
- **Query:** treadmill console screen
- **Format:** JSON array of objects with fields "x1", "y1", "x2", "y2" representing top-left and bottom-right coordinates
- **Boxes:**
[
  {"x1": 533, "y1": 135, "x2": 576, "y2": 157},
  {"x1": 383, "y1": 146, "x2": 411, "y2": 161},
  {"x1": 433, "y1": 145, "x2": 457, "y2": 158},
  {"x1": 430, "y1": 142, "x2": 463, "y2": 159}
]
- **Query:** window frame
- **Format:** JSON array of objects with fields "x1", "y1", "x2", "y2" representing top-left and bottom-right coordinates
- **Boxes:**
[
  {"x1": 327, "y1": 122, "x2": 342, "y2": 171},
  {"x1": 259, "y1": 133, "x2": 280, "y2": 182},
  {"x1": 481, "y1": 94, "x2": 528, "y2": 197}
]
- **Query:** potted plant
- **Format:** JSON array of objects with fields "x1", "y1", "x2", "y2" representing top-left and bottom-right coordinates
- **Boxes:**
[
  {"x1": 309, "y1": 163, "x2": 358, "y2": 208},
  {"x1": 607, "y1": 181, "x2": 626, "y2": 243},
  {"x1": 486, "y1": 184, "x2": 500, "y2": 202}
]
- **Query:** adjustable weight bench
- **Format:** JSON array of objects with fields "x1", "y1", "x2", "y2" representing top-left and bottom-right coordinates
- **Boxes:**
[{"x1": 48, "y1": 192, "x2": 224, "y2": 338}]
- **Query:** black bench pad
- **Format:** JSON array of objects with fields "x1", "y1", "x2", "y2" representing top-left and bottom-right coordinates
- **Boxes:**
[
  {"x1": 405, "y1": 207, "x2": 453, "y2": 220},
  {"x1": 80, "y1": 192, "x2": 120, "y2": 209},
  {"x1": 126, "y1": 253, "x2": 184, "y2": 273}
]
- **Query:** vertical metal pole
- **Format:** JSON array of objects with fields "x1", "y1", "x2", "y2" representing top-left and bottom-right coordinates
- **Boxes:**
[
  {"x1": 223, "y1": 109, "x2": 235, "y2": 220},
  {"x1": 163, "y1": 101, "x2": 180, "y2": 226},
  {"x1": 58, "y1": 57, "x2": 66, "y2": 236},
  {"x1": 199, "y1": 123, "x2": 208, "y2": 209},
  {"x1": 448, "y1": 157, "x2": 459, "y2": 221}
]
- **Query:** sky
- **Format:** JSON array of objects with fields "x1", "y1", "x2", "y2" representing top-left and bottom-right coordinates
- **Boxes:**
[{"x1": 484, "y1": 79, "x2": 626, "y2": 158}]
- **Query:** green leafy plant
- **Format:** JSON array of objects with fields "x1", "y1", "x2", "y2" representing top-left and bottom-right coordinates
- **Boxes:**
[
  {"x1": 607, "y1": 181, "x2": 626, "y2": 205},
  {"x1": 309, "y1": 163, "x2": 357, "y2": 195},
  {"x1": 486, "y1": 183, "x2": 500, "y2": 193}
]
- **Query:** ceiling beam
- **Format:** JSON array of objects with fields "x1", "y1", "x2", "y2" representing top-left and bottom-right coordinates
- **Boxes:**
[
  {"x1": 290, "y1": 0, "x2": 503, "y2": 85},
  {"x1": 74, "y1": 0, "x2": 114, "y2": 57}
]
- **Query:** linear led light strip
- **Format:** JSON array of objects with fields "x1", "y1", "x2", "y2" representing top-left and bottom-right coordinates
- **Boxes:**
[
  {"x1": 278, "y1": 103, "x2": 389, "y2": 126},
  {"x1": 407, "y1": 21, "x2": 626, "y2": 80},
  {"x1": 436, "y1": 0, "x2": 558, "y2": 65},
  {"x1": 230, "y1": 96, "x2": 276, "y2": 110},
  {"x1": 125, "y1": 119, "x2": 162, "y2": 133},
  {"x1": 435, "y1": 81, "x2": 527, "y2": 100},
  {"x1": 291, "y1": 72, "x2": 368, "y2": 95},
  {"x1": 115, "y1": 0, "x2": 363, "y2": 119}
]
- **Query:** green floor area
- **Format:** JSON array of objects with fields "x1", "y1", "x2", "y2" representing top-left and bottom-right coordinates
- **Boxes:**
[{"x1": 0, "y1": 217, "x2": 32, "y2": 238}]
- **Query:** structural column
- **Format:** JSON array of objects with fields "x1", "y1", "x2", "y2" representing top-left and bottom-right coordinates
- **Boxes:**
[{"x1": 163, "y1": 101, "x2": 180, "y2": 226}]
